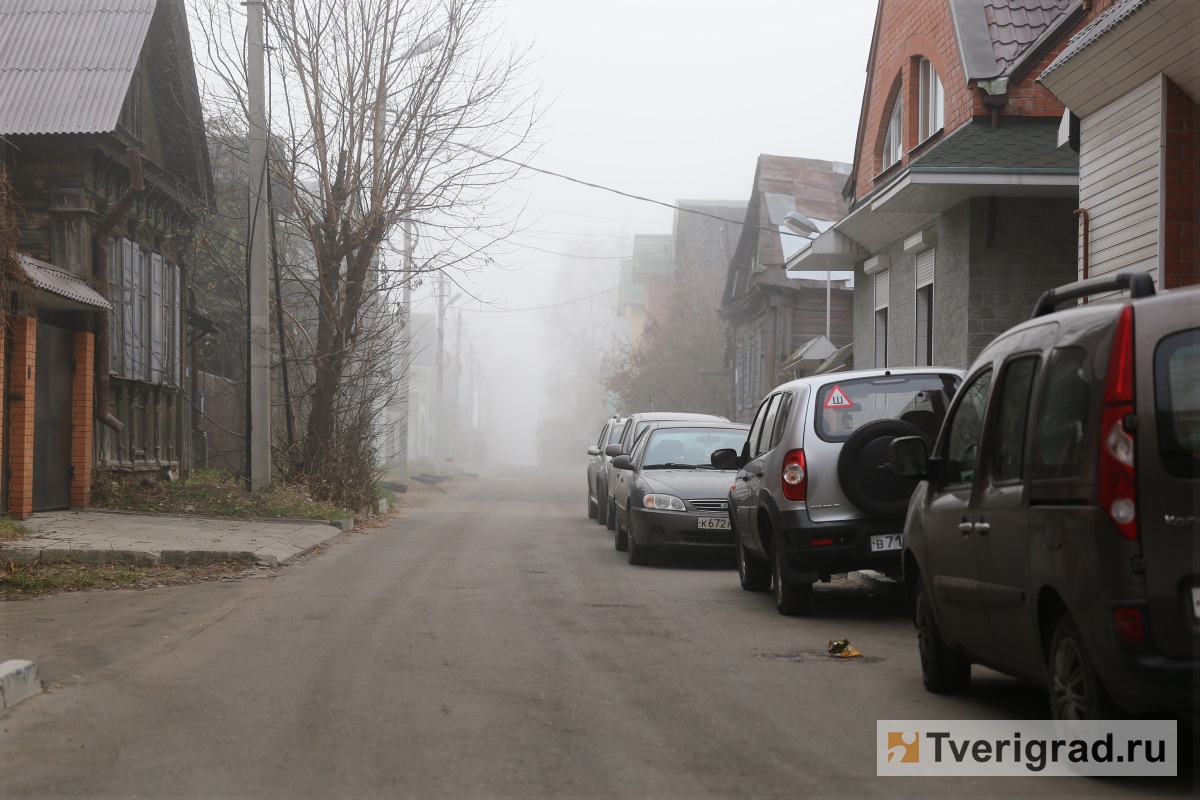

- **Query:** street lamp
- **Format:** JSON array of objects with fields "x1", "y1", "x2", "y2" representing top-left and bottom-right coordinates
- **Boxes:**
[{"x1": 783, "y1": 211, "x2": 832, "y2": 339}]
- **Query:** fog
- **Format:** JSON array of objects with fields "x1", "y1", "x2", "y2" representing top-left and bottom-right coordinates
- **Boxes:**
[{"x1": 403, "y1": 1, "x2": 878, "y2": 469}]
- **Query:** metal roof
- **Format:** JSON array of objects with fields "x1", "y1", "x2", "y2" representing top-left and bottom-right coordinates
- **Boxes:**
[
  {"x1": 19, "y1": 254, "x2": 112, "y2": 310},
  {"x1": 1040, "y1": 0, "x2": 1153, "y2": 78},
  {"x1": 951, "y1": 0, "x2": 1082, "y2": 79},
  {"x1": 0, "y1": 0, "x2": 155, "y2": 135}
]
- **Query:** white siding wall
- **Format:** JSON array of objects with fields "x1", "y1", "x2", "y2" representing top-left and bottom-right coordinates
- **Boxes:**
[{"x1": 1078, "y1": 75, "x2": 1164, "y2": 286}]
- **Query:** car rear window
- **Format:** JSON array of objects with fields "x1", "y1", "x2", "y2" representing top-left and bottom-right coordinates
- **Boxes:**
[
  {"x1": 813, "y1": 374, "x2": 959, "y2": 443},
  {"x1": 1155, "y1": 328, "x2": 1200, "y2": 479},
  {"x1": 641, "y1": 428, "x2": 749, "y2": 468}
]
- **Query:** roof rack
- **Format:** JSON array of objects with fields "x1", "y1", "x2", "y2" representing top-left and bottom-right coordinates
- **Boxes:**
[{"x1": 1031, "y1": 271, "x2": 1155, "y2": 318}]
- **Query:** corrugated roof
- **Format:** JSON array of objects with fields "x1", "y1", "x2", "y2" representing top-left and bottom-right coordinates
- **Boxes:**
[
  {"x1": 19, "y1": 254, "x2": 112, "y2": 309},
  {"x1": 0, "y1": 0, "x2": 156, "y2": 135},
  {"x1": 909, "y1": 117, "x2": 1077, "y2": 172},
  {"x1": 1040, "y1": 0, "x2": 1153, "y2": 78}
]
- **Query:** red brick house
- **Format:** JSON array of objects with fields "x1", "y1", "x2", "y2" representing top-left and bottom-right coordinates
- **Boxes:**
[
  {"x1": 791, "y1": 0, "x2": 1100, "y2": 370},
  {"x1": 0, "y1": 0, "x2": 211, "y2": 517},
  {"x1": 1038, "y1": 0, "x2": 1198, "y2": 290}
]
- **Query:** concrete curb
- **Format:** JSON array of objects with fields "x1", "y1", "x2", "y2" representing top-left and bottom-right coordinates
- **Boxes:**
[{"x1": 0, "y1": 660, "x2": 41, "y2": 711}]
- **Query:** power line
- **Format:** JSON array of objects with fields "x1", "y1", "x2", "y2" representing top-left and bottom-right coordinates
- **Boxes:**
[
  {"x1": 501, "y1": 241, "x2": 629, "y2": 260},
  {"x1": 455, "y1": 142, "x2": 809, "y2": 239},
  {"x1": 459, "y1": 286, "x2": 618, "y2": 313}
]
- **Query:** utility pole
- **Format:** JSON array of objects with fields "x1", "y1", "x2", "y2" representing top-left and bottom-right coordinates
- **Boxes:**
[
  {"x1": 399, "y1": 219, "x2": 413, "y2": 487},
  {"x1": 245, "y1": 0, "x2": 271, "y2": 492}
]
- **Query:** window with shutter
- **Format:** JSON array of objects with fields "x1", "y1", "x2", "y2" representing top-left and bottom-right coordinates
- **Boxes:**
[{"x1": 150, "y1": 253, "x2": 163, "y2": 383}]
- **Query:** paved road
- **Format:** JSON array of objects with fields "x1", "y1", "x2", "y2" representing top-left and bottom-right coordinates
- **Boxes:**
[{"x1": 1, "y1": 468, "x2": 1192, "y2": 796}]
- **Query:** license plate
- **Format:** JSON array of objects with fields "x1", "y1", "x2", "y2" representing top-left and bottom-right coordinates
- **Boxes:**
[
  {"x1": 1192, "y1": 587, "x2": 1200, "y2": 622},
  {"x1": 870, "y1": 533, "x2": 903, "y2": 552},
  {"x1": 697, "y1": 516, "x2": 730, "y2": 530}
]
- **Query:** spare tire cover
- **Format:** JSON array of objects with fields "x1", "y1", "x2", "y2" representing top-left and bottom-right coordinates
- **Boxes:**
[{"x1": 836, "y1": 418, "x2": 927, "y2": 518}]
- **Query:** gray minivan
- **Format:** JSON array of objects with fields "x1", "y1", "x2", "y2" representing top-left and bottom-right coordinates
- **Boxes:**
[{"x1": 892, "y1": 271, "x2": 1199, "y2": 720}]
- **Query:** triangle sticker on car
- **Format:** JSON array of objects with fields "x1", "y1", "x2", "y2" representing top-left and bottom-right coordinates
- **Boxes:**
[{"x1": 824, "y1": 385, "x2": 853, "y2": 409}]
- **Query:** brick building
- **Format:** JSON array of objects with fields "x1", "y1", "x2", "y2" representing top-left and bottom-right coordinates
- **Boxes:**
[
  {"x1": 790, "y1": 0, "x2": 1099, "y2": 370},
  {"x1": 0, "y1": 0, "x2": 211, "y2": 516}
]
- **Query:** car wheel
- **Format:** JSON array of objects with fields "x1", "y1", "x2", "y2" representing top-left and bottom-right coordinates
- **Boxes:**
[
  {"x1": 1048, "y1": 616, "x2": 1116, "y2": 720},
  {"x1": 914, "y1": 580, "x2": 970, "y2": 693},
  {"x1": 772, "y1": 537, "x2": 812, "y2": 616},
  {"x1": 587, "y1": 492, "x2": 598, "y2": 520},
  {"x1": 596, "y1": 485, "x2": 608, "y2": 526},
  {"x1": 627, "y1": 512, "x2": 650, "y2": 566},
  {"x1": 836, "y1": 418, "x2": 927, "y2": 518},
  {"x1": 736, "y1": 530, "x2": 771, "y2": 592},
  {"x1": 614, "y1": 511, "x2": 628, "y2": 551},
  {"x1": 605, "y1": 497, "x2": 617, "y2": 531}
]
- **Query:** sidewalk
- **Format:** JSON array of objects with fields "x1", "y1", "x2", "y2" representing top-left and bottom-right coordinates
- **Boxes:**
[{"x1": 2, "y1": 509, "x2": 352, "y2": 569}]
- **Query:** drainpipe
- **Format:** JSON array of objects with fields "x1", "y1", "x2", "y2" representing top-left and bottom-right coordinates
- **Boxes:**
[
  {"x1": 92, "y1": 149, "x2": 144, "y2": 432},
  {"x1": 1073, "y1": 207, "x2": 1090, "y2": 302}
]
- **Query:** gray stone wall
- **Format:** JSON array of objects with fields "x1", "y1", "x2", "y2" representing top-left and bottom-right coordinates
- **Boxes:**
[
  {"x1": 853, "y1": 196, "x2": 1078, "y2": 372},
  {"x1": 964, "y1": 197, "x2": 1079, "y2": 364}
]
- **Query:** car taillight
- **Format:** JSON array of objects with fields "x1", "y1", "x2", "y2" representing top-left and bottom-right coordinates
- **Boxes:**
[
  {"x1": 1113, "y1": 606, "x2": 1144, "y2": 643},
  {"x1": 1098, "y1": 305, "x2": 1137, "y2": 540},
  {"x1": 781, "y1": 449, "x2": 807, "y2": 501}
]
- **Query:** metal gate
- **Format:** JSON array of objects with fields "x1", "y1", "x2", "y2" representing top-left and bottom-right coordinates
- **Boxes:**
[{"x1": 33, "y1": 322, "x2": 73, "y2": 511}]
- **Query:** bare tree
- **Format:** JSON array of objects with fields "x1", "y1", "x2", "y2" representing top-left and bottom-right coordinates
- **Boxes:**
[{"x1": 193, "y1": 0, "x2": 539, "y2": 504}]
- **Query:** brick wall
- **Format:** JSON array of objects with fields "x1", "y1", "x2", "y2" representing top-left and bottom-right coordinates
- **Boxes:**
[
  {"x1": 1163, "y1": 78, "x2": 1200, "y2": 288},
  {"x1": 852, "y1": 0, "x2": 1100, "y2": 200},
  {"x1": 71, "y1": 331, "x2": 95, "y2": 507},
  {"x1": 7, "y1": 316, "x2": 36, "y2": 519}
]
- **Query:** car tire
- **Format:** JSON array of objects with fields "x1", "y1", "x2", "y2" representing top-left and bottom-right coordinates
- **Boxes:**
[
  {"x1": 836, "y1": 418, "x2": 927, "y2": 518},
  {"x1": 596, "y1": 485, "x2": 608, "y2": 526},
  {"x1": 772, "y1": 538, "x2": 812, "y2": 616},
  {"x1": 737, "y1": 530, "x2": 771, "y2": 592},
  {"x1": 605, "y1": 497, "x2": 617, "y2": 531},
  {"x1": 914, "y1": 580, "x2": 970, "y2": 694},
  {"x1": 614, "y1": 512, "x2": 628, "y2": 551},
  {"x1": 1048, "y1": 615, "x2": 1116, "y2": 720},
  {"x1": 587, "y1": 492, "x2": 598, "y2": 520},
  {"x1": 627, "y1": 513, "x2": 651, "y2": 566}
]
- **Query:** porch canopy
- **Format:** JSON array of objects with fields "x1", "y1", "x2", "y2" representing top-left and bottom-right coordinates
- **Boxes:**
[{"x1": 19, "y1": 254, "x2": 112, "y2": 311}]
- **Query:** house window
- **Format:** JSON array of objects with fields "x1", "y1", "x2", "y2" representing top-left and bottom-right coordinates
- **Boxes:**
[
  {"x1": 874, "y1": 271, "x2": 890, "y2": 367},
  {"x1": 109, "y1": 236, "x2": 181, "y2": 385},
  {"x1": 915, "y1": 248, "x2": 935, "y2": 366},
  {"x1": 881, "y1": 96, "x2": 903, "y2": 169},
  {"x1": 918, "y1": 58, "x2": 944, "y2": 141}
]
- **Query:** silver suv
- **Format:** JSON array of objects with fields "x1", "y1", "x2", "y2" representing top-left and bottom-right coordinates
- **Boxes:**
[{"x1": 718, "y1": 368, "x2": 962, "y2": 615}]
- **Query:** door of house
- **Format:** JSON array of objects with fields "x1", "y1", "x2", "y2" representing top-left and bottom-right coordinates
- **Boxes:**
[{"x1": 33, "y1": 322, "x2": 73, "y2": 511}]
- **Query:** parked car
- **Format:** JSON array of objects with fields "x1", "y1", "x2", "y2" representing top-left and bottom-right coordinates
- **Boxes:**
[
  {"x1": 609, "y1": 421, "x2": 750, "y2": 564},
  {"x1": 586, "y1": 416, "x2": 625, "y2": 520},
  {"x1": 716, "y1": 367, "x2": 962, "y2": 615},
  {"x1": 891, "y1": 271, "x2": 1199, "y2": 720},
  {"x1": 601, "y1": 411, "x2": 728, "y2": 529}
]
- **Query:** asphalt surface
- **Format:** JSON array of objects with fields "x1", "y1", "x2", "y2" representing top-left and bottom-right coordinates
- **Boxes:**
[{"x1": 0, "y1": 467, "x2": 1193, "y2": 796}]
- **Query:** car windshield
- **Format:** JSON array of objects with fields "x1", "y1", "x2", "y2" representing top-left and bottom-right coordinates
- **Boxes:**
[
  {"x1": 814, "y1": 374, "x2": 960, "y2": 442},
  {"x1": 641, "y1": 427, "x2": 748, "y2": 469}
]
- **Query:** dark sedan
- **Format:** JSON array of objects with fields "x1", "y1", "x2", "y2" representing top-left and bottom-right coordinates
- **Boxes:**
[{"x1": 610, "y1": 422, "x2": 750, "y2": 566}]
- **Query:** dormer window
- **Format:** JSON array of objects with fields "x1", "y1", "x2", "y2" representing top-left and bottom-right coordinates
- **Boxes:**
[
  {"x1": 918, "y1": 58, "x2": 944, "y2": 141},
  {"x1": 881, "y1": 96, "x2": 903, "y2": 169}
]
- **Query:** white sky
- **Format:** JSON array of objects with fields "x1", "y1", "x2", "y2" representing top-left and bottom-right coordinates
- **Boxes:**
[{"x1": 428, "y1": 1, "x2": 879, "y2": 464}]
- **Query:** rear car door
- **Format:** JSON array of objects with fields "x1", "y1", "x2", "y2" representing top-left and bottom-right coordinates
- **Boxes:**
[
  {"x1": 1139, "y1": 316, "x2": 1200, "y2": 660},
  {"x1": 732, "y1": 395, "x2": 777, "y2": 553}
]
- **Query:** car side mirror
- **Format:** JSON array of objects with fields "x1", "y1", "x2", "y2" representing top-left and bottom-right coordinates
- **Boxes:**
[
  {"x1": 710, "y1": 448, "x2": 739, "y2": 470},
  {"x1": 604, "y1": 444, "x2": 623, "y2": 457},
  {"x1": 889, "y1": 436, "x2": 929, "y2": 478},
  {"x1": 586, "y1": 445, "x2": 601, "y2": 456},
  {"x1": 611, "y1": 454, "x2": 634, "y2": 471}
]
